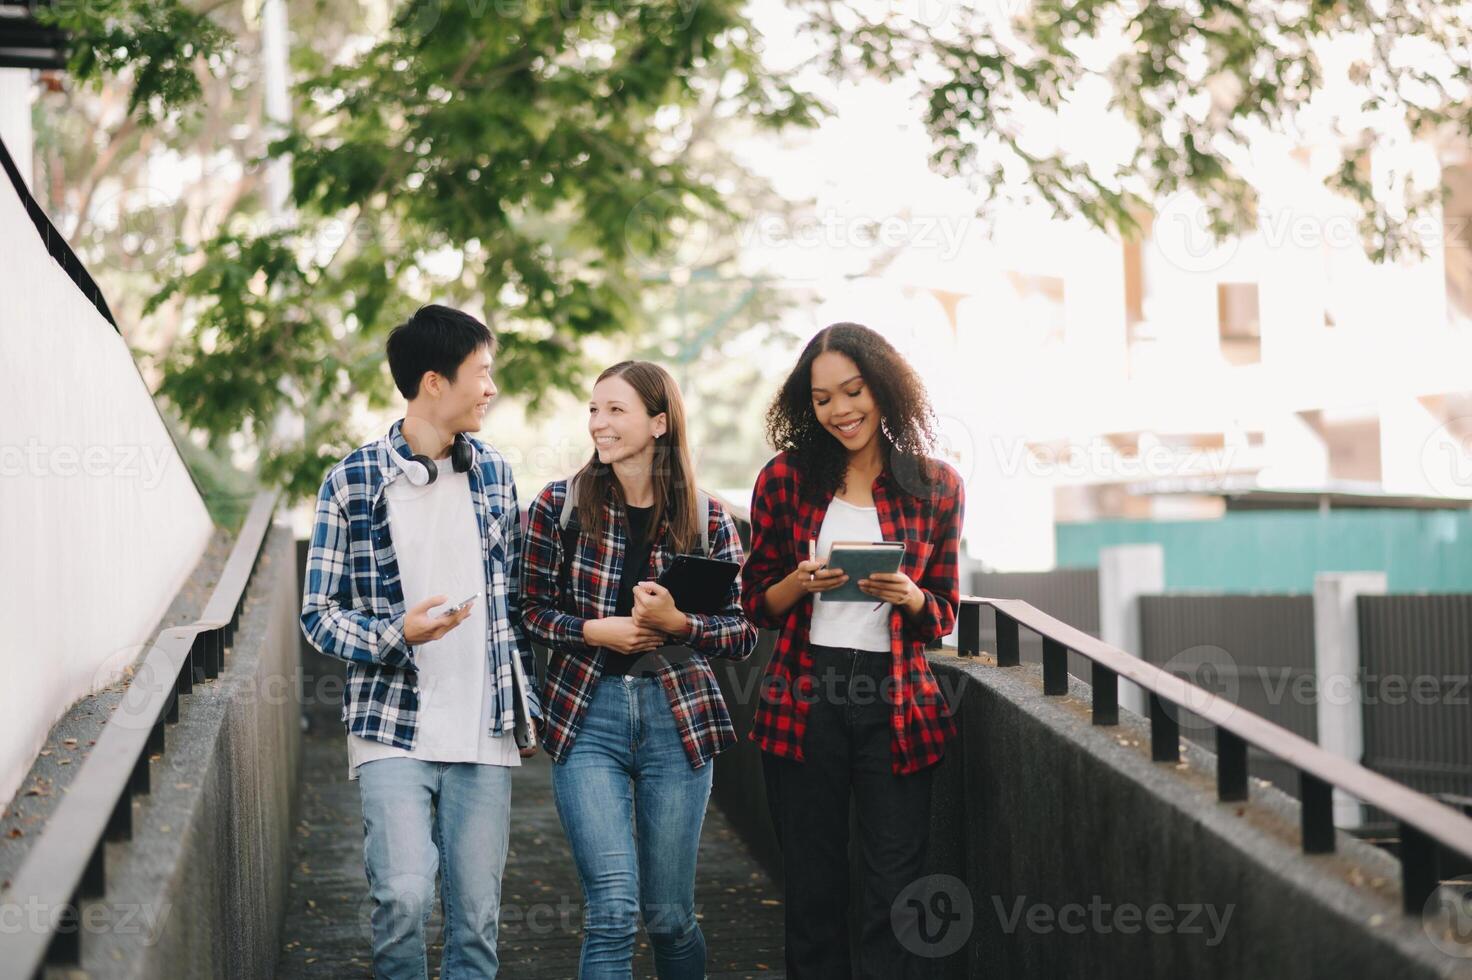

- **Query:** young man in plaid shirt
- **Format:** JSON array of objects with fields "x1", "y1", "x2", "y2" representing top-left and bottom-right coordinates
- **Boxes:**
[{"x1": 300, "y1": 305, "x2": 539, "y2": 979}]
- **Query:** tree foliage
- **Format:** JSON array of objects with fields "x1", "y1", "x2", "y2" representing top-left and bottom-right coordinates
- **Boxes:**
[
  {"x1": 50, "y1": 0, "x2": 1472, "y2": 497},
  {"x1": 39, "y1": 0, "x2": 233, "y2": 122},
  {"x1": 800, "y1": 0, "x2": 1472, "y2": 255}
]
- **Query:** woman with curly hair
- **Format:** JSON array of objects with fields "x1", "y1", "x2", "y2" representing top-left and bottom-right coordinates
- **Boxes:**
[{"x1": 740, "y1": 322, "x2": 966, "y2": 979}]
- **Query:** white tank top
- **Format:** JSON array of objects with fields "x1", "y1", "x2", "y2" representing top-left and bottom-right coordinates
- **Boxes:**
[{"x1": 810, "y1": 498, "x2": 892, "y2": 653}]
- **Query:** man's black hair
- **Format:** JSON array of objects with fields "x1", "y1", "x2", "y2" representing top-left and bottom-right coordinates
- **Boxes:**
[{"x1": 385, "y1": 304, "x2": 496, "y2": 399}]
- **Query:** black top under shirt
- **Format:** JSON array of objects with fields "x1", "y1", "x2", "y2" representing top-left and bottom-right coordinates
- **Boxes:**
[{"x1": 602, "y1": 504, "x2": 657, "y2": 677}]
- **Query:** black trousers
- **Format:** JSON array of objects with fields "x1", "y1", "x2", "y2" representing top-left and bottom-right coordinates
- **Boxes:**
[{"x1": 762, "y1": 645, "x2": 935, "y2": 980}]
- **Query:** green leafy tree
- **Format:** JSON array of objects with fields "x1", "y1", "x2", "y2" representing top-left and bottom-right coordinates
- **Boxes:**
[
  {"x1": 146, "y1": 0, "x2": 818, "y2": 498},
  {"x1": 46, "y1": 0, "x2": 1472, "y2": 497},
  {"x1": 33, "y1": 0, "x2": 390, "y2": 517},
  {"x1": 40, "y1": 0, "x2": 233, "y2": 122}
]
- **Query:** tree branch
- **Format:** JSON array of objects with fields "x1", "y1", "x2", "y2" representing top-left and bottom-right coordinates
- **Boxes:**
[{"x1": 67, "y1": 109, "x2": 142, "y2": 248}]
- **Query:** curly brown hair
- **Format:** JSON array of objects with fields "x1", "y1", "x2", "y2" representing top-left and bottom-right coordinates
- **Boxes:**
[{"x1": 766, "y1": 322, "x2": 939, "y2": 501}]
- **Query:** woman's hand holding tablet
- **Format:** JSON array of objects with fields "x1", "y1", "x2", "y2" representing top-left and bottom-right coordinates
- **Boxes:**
[{"x1": 818, "y1": 542, "x2": 905, "y2": 603}]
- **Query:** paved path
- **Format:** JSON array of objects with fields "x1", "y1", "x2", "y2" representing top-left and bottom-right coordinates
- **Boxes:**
[{"x1": 275, "y1": 730, "x2": 786, "y2": 978}]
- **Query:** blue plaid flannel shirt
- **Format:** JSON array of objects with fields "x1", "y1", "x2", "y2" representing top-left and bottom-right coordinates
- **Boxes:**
[{"x1": 300, "y1": 419, "x2": 541, "y2": 749}]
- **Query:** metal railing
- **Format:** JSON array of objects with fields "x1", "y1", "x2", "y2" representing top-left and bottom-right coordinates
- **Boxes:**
[
  {"x1": 957, "y1": 595, "x2": 1472, "y2": 915},
  {"x1": 0, "y1": 128, "x2": 114, "y2": 328},
  {"x1": 0, "y1": 492, "x2": 278, "y2": 979}
]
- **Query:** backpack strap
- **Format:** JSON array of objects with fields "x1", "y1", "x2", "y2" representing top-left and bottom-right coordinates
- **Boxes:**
[
  {"x1": 559, "y1": 475, "x2": 579, "y2": 532},
  {"x1": 696, "y1": 489, "x2": 710, "y2": 557},
  {"x1": 557, "y1": 476, "x2": 579, "y2": 600}
]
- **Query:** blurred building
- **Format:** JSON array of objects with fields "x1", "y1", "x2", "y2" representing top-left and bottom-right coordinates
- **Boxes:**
[{"x1": 803, "y1": 144, "x2": 1472, "y2": 574}]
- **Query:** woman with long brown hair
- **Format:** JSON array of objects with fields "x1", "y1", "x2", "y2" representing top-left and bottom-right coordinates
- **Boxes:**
[{"x1": 520, "y1": 360, "x2": 757, "y2": 979}]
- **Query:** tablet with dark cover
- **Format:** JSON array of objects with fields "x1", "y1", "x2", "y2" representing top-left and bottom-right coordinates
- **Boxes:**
[
  {"x1": 817, "y1": 542, "x2": 906, "y2": 603},
  {"x1": 657, "y1": 554, "x2": 742, "y2": 614}
]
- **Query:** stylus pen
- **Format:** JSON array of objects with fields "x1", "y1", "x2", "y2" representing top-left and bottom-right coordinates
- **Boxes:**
[{"x1": 808, "y1": 539, "x2": 817, "y2": 581}]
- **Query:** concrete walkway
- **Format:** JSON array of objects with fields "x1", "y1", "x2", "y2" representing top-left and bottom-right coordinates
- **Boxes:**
[{"x1": 275, "y1": 729, "x2": 786, "y2": 978}]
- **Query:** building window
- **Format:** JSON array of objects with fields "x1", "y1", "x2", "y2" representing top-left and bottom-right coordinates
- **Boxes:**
[
  {"x1": 1217, "y1": 281, "x2": 1261, "y2": 365},
  {"x1": 1445, "y1": 163, "x2": 1472, "y2": 327},
  {"x1": 1124, "y1": 239, "x2": 1144, "y2": 331},
  {"x1": 1122, "y1": 216, "x2": 1161, "y2": 377},
  {"x1": 1006, "y1": 271, "x2": 1067, "y2": 346}
]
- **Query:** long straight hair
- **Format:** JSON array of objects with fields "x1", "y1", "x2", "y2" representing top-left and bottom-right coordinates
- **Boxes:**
[{"x1": 574, "y1": 361, "x2": 700, "y2": 553}]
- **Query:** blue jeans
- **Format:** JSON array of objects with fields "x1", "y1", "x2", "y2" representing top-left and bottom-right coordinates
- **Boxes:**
[
  {"x1": 551, "y1": 675, "x2": 714, "y2": 980},
  {"x1": 357, "y1": 758, "x2": 513, "y2": 979}
]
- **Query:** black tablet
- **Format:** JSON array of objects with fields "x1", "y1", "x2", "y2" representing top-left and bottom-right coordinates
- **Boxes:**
[{"x1": 657, "y1": 554, "x2": 741, "y2": 614}]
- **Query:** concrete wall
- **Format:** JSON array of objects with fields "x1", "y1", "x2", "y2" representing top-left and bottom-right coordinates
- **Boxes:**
[
  {"x1": 711, "y1": 645, "x2": 1464, "y2": 978},
  {"x1": 296, "y1": 537, "x2": 348, "y2": 737},
  {"x1": 86, "y1": 525, "x2": 302, "y2": 979},
  {"x1": 0, "y1": 73, "x2": 31, "y2": 189},
  {"x1": 709, "y1": 632, "x2": 782, "y2": 883},
  {"x1": 0, "y1": 140, "x2": 213, "y2": 815}
]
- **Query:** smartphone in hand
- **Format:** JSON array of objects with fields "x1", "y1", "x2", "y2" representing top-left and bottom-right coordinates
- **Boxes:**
[{"x1": 441, "y1": 591, "x2": 482, "y2": 617}]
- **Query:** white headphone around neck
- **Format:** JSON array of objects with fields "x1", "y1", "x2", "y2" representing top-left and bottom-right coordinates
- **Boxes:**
[
  {"x1": 391, "y1": 450, "x2": 437, "y2": 487},
  {"x1": 390, "y1": 437, "x2": 474, "y2": 487}
]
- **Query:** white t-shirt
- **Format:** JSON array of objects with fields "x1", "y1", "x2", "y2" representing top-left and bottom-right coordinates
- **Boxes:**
[
  {"x1": 810, "y1": 498, "x2": 893, "y2": 653},
  {"x1": 347, "y1": 453, "x2": 521, "y2": 778}
]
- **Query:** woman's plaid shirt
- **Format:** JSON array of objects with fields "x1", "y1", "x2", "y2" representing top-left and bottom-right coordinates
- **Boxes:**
[
  {"x1": 741, "y1": 451, "x2": 965, "y2": 775},
  {"x1": 520, "y1": 479, "x2": 758, "y2": 769}
]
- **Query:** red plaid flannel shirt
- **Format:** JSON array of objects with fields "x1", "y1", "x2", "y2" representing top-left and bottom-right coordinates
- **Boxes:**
[
  {"x1": 741, "y1": 451, "x2": 965, "y2": 774},
  {"x1": 521, "y1": 479, "x2": 758, "y2": 769}
]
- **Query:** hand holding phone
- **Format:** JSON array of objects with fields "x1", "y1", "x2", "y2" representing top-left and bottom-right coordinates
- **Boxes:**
[
  {"x1": 442, "y1": 591, "x2": 482, "y2": 616},
  {"x1": 404, "y1": 592, "x2": 479, "y2": 645}
]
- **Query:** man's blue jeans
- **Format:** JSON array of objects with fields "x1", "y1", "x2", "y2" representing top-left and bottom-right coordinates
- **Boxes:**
[
  {"x1": 358, "y1": 758, "x2": 513, "y2": 979},
  {"x1": 551, "y1": 675, "x2": 714, "y2": 980}
]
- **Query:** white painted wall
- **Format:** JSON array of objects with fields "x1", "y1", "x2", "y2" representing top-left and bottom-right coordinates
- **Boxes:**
[
  {"x1": 0, "y1": 70, "x2": 32, "y2": 189},
  {"x1": 0, "y1": 156, "x2": 212, "y2": 815}
]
